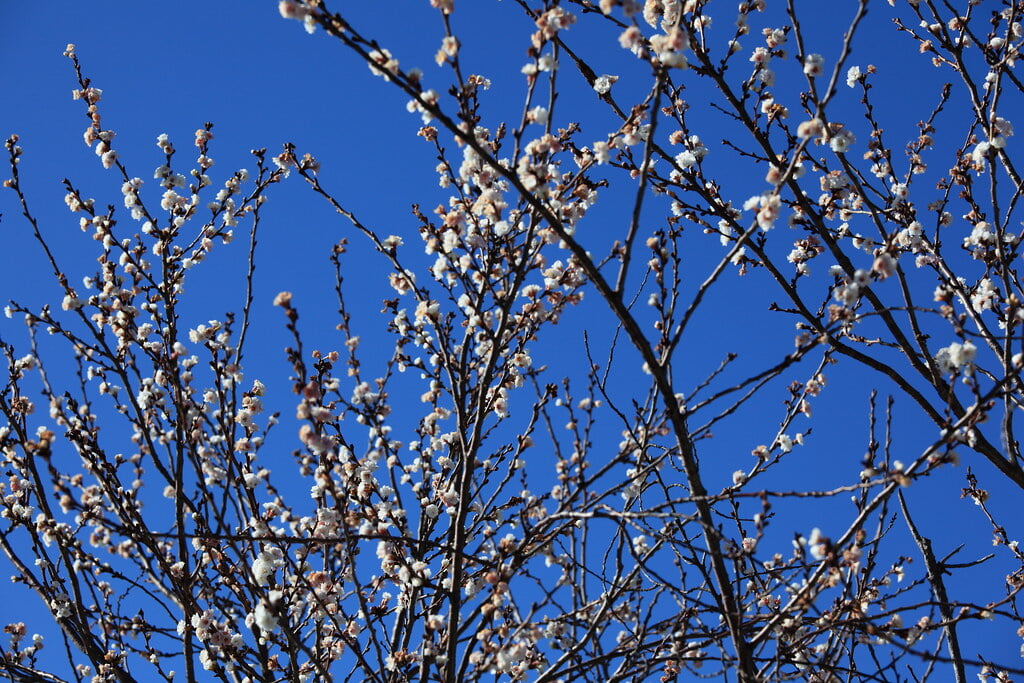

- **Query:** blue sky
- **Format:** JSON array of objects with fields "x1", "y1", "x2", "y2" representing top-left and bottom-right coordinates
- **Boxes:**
[{"x1": 2, "y1": 0, "x2": 1022, "y2": 679}]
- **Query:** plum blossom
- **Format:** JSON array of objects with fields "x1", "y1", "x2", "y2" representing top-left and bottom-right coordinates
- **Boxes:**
[
  {"x1": 990, "y1": 116, "x2": 1014, "y2": 148},
  {"x1": 279, "y1": 0, "x2": 308, "y2": 19},
  {"x1": 407, "y1": 89, "x2": 439, "y2": 124},
  {"x1": 535, "y1": 6, "x2": 576, "y2": 41},
  {"x1": 934, "y1": 341, "x2": 977, "y2": 375},
  {"x1": 593, "y1": 74, "x2": 618, "y2": 94},
  {"x1": 833, "y1": 282, "x2": 860, "y2": 306},
  {"x1": 807, "y1": 528, "x2": 828, "y2": 560},
  {"x1": 279, "y1": 1, "x2": 317, "y2": 33},
  {"x1": 619, "y1": 26, "x2": 644, "y2": 51},
  {"x1": 100, "y1": 149, "x2": 118, "y2": 169},
  {"x1": 744, "y1": 193, "x2": 782, "y2": 230},
  {"x1": 970, "y1": 277, "x2": 998, "y2": 311},
  {"x1": 890, "y1": 182, "x2": 909, "y2": 201},
  {"x1": 797, "y1": 118, "x2": 824, "y2": 140},
  {"x1": 368, "y1": 48, "x2": 400, "y2": 81},
  {"x1": 872, "y1": 252, "x2": 897, "y2": 279},
  {"x1": 527, "y1": 106, "x2": 549, "y2": 126},
  {"x1": 675, "y1": 150, "x2": 697, "y2": 169},
  {"x1": 846, "y1": 65, "x2": 862, "y2": 87},
  {"x1": 251, "y1": 590, "x2": 284, "y2": 633},
  {"x1": 650, "y1": 26, "x2": 689, "y2": 67},
  {"x1": 971, "y1": 140, "x2": 992, "y2": 170},
  {"x1": 803, "y1": 53, "x2": 825, "y2": 77},
  {"x1": 764, "y1": 27, "x2": 787, "y2": 48},
  {"x1": 750, "y1": 47, "x2": 771, "y2": 65},
  {"x1": 897, "y1": 221, "x2": 924, "y2": 250},
  {"x1": 829, "y1": 127, "x2": 856, "y2": 153}
]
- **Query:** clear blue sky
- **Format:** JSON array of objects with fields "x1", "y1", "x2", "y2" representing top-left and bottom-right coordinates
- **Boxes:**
[{"x1": 2, "y1": 1, "x2": 1021, "y2": 678}]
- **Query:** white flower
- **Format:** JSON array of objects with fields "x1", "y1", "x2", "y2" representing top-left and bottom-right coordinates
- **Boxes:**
[
  {"x1": 675, "y1": 151, "x2": 697, "y2": 169},
  {"x1": 833, "y1": 283, "x2": 860, "y2": 306},
  {"x1": 527, "y1": 106, "x2": 549, "y2": 126},
  {"x1": 747, "y1": 194, "x2": 782, "y2": 230},
  {"x1": 253, "y1": 597, "x2": 280, "y2": 633},
  {"x1": 251, "y1": 546, "x2": 284, "y2": 585},
  {"x1": 846, "y1": 65, "x2": 862, "y2": 88},
  {"x1": 934, "y1": 341, "x2": 977, "y2": 375},
  {"x1": 279, "y1": 0, "x2": 309, "y2": 20},
  {"x1": 808, "y1": 528, "x2": 827, "y2": 560},
  {"x1": 593, "y1": 74, "x2": 618, "y2": 94},
  {"x1": 750, "y1": 47, "x2": 771, "y2": 65},
  {"x1": 971, "y1": 141, "x2": 991, "y2": 168},
  {"x1": 970, "y1": 277, "x2": 998, "y2": 311},
  {"x1": 803, "y1": 53, "x2": 825, "y2": 77},
  {"x1": 368, "y1": 48, "x2": 399, "y2": 80},
  {"x1": 797, "y1": 118, "x2": 824, "y2": 140},
  {"x1": 829, "y1": 128, "x2": 855, "y2": 153},
  {"x1": 61, "y1": 294, "x2": 83, "y2": 311}
]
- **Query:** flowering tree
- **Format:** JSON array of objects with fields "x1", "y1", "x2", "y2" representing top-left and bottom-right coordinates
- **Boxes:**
[{"x1": 2, "y1": 0, "x2": 1024, "y2": 681}]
